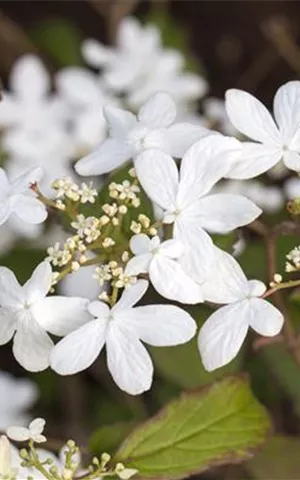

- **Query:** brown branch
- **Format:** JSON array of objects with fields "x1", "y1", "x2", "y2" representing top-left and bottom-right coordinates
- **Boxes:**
[{"x1": 262, "y1": 16, "x2": 300, "y2": 75}]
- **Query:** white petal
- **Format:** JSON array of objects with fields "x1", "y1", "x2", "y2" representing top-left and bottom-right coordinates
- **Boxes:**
[
  {"x1": 225, "y1": 89, "x2": 280, "y2": 144},
  {"x1": 273, "y1": 81, "x2": 300, "y2": 144},
  {"x1": 106, "y1": 323, "x2": 153, "y2": 395},
  {"x1": 104, "y1": 105, "x2": 137, "y2": 136},
  {"x1": 88, "y1": 300, "x2": 110, "y2": 319},
  {"x1": 11, "y1": 166, "x2": 44, "y2": 194},
  {"x1": 0, "y1": 93, "x2": 20, "y2": 127},
  {"x1": 0, "y1": 308, "x2": 16, "y2": 344},
  {"x1": 138, "y1": 92, "x2": 176, "y2": 128},
  {"x1": 13, "y1": 316, "x2": 53, "y2": 372},
  {"x1": 125, "y1": 254, "x2": 152, "y2": 276},
  {"x1": 226, "y1": 142, "x2": 282, "y2": 179},
  {"x1": 56, "y1": 67, "x2": 103, "y2": 106},
  {"x1": 32, "y1": 296, "x2": 91, "y2": 336},
  {"x1": 129, "y1": 233, "x2": 151, "y2": 255},
  {"x1": 0, "y1": 168, "x2": 10, "y2": 192},
  {"x1": 50, "y1": 319, "x2": 107, "y2": 375},
  {"x1": 0, "y1": 268, "x2": 24, "y2": 307},
  {"x1": 174, "y1": 216, "x2": 216, "y2": 283},
  {"x1": 29, "y1": 418, "x2": 45, "y2": 436},
  {"x1": 23, "y1": 261, "x2": 52, "y2": 304},
  {"x1": 75, "y1": 138, "x2": 133, "y2": 176},
  {"x1": 202, "y1": 249, "x2": 248, "y2": 303},
  {"x1": 248, "y1": 279, "x2": 266, "y2": 297},
  {"x1": 165, "y1": 123, "x2": 210, "y2": 158},
  {"x1": 177, "y1": 135, "x2": 241, "y2": 208},
  {"x1": 248, "y1": 298, "x2": 284, "y2": 336},
  {"x1": 158, "y1": 239, "x2": 183, "y2": 259},
  {"x1": 149, "y1": 256, "x2": 203, "y2": 304},
  {"x1": 135, "y1": 150, "x2": 178, "y2": 211},
  {"x1": 0, "y1": 200, "x2": 12, "y2": 226},
  {"x1": 123, "y1": 304, "x2": 197, "y2": 345},
  {"x1": 6, "y1": 426, "x2": 30, "y2": 442},
  {"x1": 193, "y1": 194, "x2": 262, "y2": 233},
  {"x1": 13, "y1": 195, "x2": 47, "y2": 224},
  {"x1": 82, "y1": 39, "x2": 112, "y2": 67},
  {"x1": 11, "y1": 55, "x2": 50, "y2": 100},
  {"x1": 112, "y1": 280, "x2": 148, "y2": 312},
  {"x1": 283, "y1": 150, "x2": 300, "y2": 172},
  {"x1": 198, "y1": 301, "x2": 249, "y2": 371}
]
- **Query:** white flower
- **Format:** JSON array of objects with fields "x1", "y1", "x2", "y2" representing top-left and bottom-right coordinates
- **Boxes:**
[
  {"x1": 284, "y1": 176, "x2": 300, "y2": 199},
  {"x1": 0, "y1": 55, "x2": 66, "y2": 132},
  {"x1": 0, "y1": 166, "x2": 47, "y2": 226},
  {"x1": 75, "y1": 92, "x2": 208, "y2": 176},
  {"x1": 225, "y1": 81, "x2": 300, "y2": 177},
  {"x1": 198, "y1": 249, "x2": 284, "y2": 371},
  {"x1": 4, "y1": 128, "x2": 76, "y2": 198},
  {"x1": 56, "y1": 67, "x2": 117, "y2": 152},
  {"x1": 82, "y1": 17, "x2": 207, "y2": 110},
  {"x1": 125, "y1": 234, "x2": 203, "y2": 304},
  {"x1": 0, "y1": 261, "x2": 91, "y2": 372},
  {"x1": 83, "y1": 17, "x2": 161, "y2": 92},
  {"x1": 135, "y1": 136, "x2": 261, "y2": 282},
  {"x1": 0, "y1": 371, "x2": 38, "y2": 429},
  {"x1": 7, "y1": 417, "x2": 46, "y2": 443},
  {"x1": 126, "y1": 51, "x2": 207, "y2": 111},
  {"x1": 50, "y1": 280, "x2": 196, "y2": 395}
]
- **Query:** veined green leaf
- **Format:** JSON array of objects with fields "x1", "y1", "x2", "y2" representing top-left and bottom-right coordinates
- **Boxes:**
[{"x1": 115, "y1": 376, "x2": 271, "y2": 479}]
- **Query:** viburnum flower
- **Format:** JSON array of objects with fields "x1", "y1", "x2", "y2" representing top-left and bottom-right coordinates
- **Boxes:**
[
  {"x1": 0, "y1": 166, "x2": 47, "y2": 226},
  {"x1": 0, "y1": 55, "x2": 66, "y2": 132},
  {"x1": 56, "y1": 66, "x2": 118, "y2": 152},
  {"x1": 0, "y1": 371, "x2": 38, "y2": 429},
  {"x1": 83, "y1": 17, "x2": 162, "y2": 93},
  {"x1": 50, "y1": 280, "x2": 196, "y2": 395},
  {"x1": 225, "y1": 81, "x2": 300, "y2": 177},
  {"x1": 125, "y1": 234, "x2": 203, "y2": 303},
  {"x1": 126, "y1": 50, "x2": 207, "y2": 111},
  {"x1": 0, "y1": 261, "x2": 91, "y2": 372},
  {"x1": 135, "y1": 136, "x2": 261, "y2": 282},
  {"x1": 82, "y1": 17, "x2": 207, "y2": 110},
  {"x1": 198, "y1": 249, "x2": 284, "y2": 371},
  {"x1": 75, "y1": 92, "x2": 208, "y2": 176},
  {"x1": 7, "y1": 417, "x2": 46, "y2": 443}
]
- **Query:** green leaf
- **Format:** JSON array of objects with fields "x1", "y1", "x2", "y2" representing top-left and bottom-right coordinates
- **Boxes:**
[
  {"x1": 247, "y1": 436, "x2": 300, "y2": 479},
  {"x1": 90, "y1": 421, "x2": 137, "y2": 455},
  {"x1": 29, "y1": 19, "x2": 83, "y2": 67},
  {"x1": 115, "y1": 376, "x2": 271, "y2": 479}
]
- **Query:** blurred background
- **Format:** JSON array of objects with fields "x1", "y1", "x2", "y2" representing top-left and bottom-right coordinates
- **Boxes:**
[{"x1": 1, "y1": 1, "x2": 300, "y2": 479}]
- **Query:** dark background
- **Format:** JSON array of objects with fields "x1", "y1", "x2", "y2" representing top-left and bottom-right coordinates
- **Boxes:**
[{"x1": 1, "y1": 1, "x2": 300, "y2": 105}]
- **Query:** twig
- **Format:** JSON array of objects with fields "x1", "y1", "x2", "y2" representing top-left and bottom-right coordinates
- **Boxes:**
[{"x1": 262, "y1": 16, "x2": 300, "y2": 75}]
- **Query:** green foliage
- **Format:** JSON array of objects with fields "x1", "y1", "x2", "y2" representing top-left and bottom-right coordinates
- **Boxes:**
[
  {"x1": 0, "y1": 247, "x2": 45, "y2": 283},
  {"x1": 90, "y1": 421, "x2": 137, "y2": 455},
  {"x1": 115, "y1": 376, "x2": 271, "y2": 479},
  {"x1": 247, "y1": 436, "x2": 300, "y2": 479},
  {"x1": 29, "y1": 18, "x2": 84, "y2": 67}
]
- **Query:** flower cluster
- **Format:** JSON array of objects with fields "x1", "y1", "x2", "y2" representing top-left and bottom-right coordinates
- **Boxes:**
[
  {"x1": 2, "y1": 13, "x2": 300, "y2": 400},
  {"x1": 1, "y1": 418, "x2": 137, "y2": 480}
]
